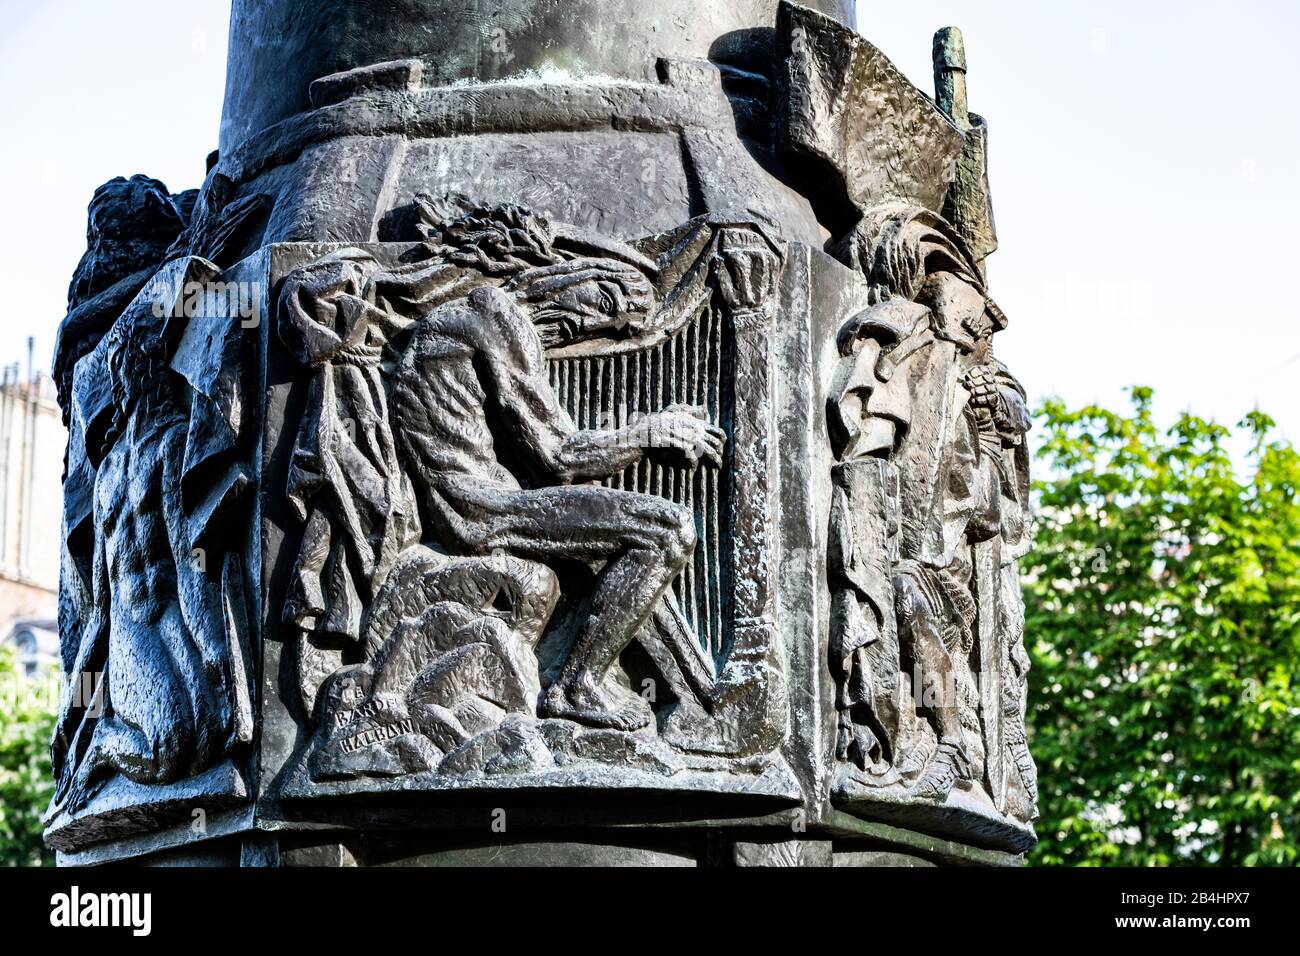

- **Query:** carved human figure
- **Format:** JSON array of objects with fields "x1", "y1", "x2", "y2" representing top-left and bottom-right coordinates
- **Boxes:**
[
  {"x1": 830, "y1": 204, "x2": 1032, "y2": 803},
  {"x1": 387, "y1": 267, "x2": 725, "y2": 731},
  {"x1": 54, "y1": 277, "x2": 248, "y2": 807},
  {"x1": 278, "y1": 249, "x2": 421, "y2": 714},
  {"x1": 988, "y1": 362, "x2": 1037, "y2": 819}
]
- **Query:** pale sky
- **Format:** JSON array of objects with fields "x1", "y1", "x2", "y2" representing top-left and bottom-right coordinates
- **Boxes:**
[{"x1": 0, "y1": 1, "x2": 1295, "y2": 444}]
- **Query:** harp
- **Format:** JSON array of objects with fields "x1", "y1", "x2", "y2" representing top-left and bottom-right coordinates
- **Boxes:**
[{"x1": 544, "y1": 220, "x2": 779, "y2": 673}]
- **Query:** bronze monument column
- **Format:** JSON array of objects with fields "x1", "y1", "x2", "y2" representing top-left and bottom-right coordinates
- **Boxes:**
[{"x1": 48, "y1": 1, "x2": 1036, "y2": 867}]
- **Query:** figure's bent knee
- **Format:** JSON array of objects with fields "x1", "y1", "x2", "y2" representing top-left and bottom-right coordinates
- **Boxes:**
[{"x1": 659, "y1": 503, "x2": 697, "y2": 566}]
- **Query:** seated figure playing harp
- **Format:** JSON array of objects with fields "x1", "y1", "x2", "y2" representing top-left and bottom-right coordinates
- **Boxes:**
[{"x1": 388, "y1": 258, "x2": 725, "y2": 731}]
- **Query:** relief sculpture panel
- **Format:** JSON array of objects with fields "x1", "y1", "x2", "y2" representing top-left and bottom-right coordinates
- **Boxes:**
[
  {"x1": 45, "y1": 0, "x2": 1042, "y2": 864},
  {"x1": 827, "y1": 203, "x2": 1037, "y2": 847},
  {"x1": 48, "y1": 244, "x2": 260, "y2": 847},
  {"x1": 275, "y1": 201, "x2": 796, "y2": 798}
]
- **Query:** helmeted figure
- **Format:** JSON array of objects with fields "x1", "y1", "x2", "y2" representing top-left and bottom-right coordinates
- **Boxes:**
[{"x1": 829, "y1": 204, "x2": 1034, "y2": 813}]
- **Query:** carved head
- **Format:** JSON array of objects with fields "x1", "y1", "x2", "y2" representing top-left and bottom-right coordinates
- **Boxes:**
[
  {"x1": 917, "y1": 272, "x2": 991, "y2": 352},
  {"x1": 68, "y1": 175, "x2": 187, "y2": 310},
  {"x1": 835, "y1": 203, "x2": 1004, "y2": 355},
  {"x1": 829, "y1": 300, "x2": 933, "y2": 459},
  {"x1": 507, "y1": 258, "x2": 656, "y2": 348},
  {"x1": 829, "y1": 204, "x2": 1012, "y2": 462}
]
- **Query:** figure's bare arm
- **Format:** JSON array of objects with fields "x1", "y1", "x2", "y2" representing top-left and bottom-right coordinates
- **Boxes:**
[{"x1": 461, "y1": 287, "x2": 725, "y2": 483}]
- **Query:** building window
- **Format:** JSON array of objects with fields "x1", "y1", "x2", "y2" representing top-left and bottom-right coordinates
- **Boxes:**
[{"x1": 15, "y1": 630, "x2": 37, "y2": 677}]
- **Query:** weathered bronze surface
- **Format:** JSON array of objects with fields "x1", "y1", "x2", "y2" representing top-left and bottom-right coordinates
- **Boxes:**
[{"x1": 49, "y1": 1, "x2": 1035, "y2": 866}]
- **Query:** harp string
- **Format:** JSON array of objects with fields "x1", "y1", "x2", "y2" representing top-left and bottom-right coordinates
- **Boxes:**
[{"x1": 546, "y1": 302, "x2": 728, "y2": 664}]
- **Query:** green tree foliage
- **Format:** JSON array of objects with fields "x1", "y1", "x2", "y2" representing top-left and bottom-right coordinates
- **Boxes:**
[
  {"x1": 0, "y1": 646, "x2": 55, "y2": 866},
  {"x1": 1025, "y1": 387, "x2": 1300, "y2": 866}
]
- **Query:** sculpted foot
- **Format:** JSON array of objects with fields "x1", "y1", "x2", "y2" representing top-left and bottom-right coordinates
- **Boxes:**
[
  {"x1": 64, "y1": 753, "x2": 111, "y2": 813},
  {"x1": 541, "y1": 678, "x2": 652, "y2": 732},
  {"x1": 911, "y1": 740, "x2": 970, "y2": 801}
]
